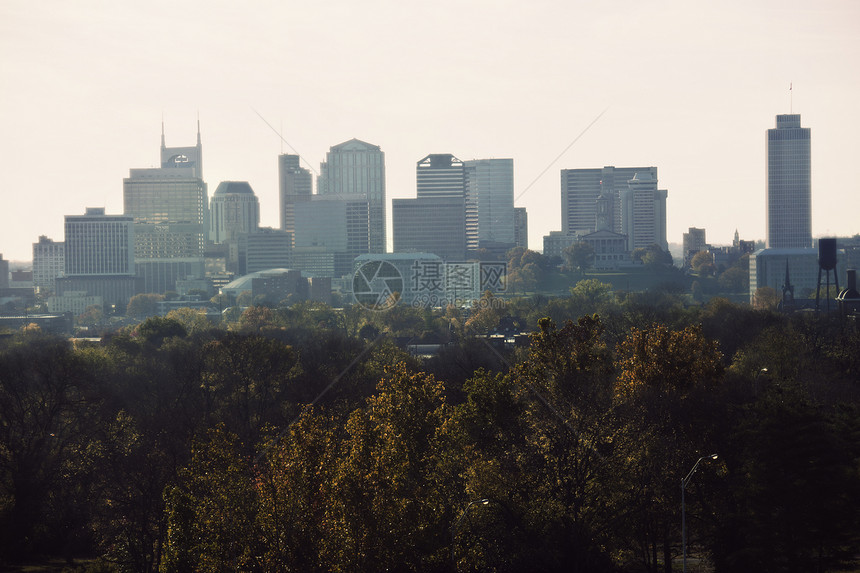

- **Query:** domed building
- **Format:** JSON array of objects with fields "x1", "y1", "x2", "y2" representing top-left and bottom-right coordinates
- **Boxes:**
[{"x1": 209, "y1": 181, "x2": 260, "y2": 243}]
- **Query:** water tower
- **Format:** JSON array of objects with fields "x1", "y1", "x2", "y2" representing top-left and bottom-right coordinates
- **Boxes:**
[{"x1": 815, "y1": 238, "x2": 839, "y2": 313}]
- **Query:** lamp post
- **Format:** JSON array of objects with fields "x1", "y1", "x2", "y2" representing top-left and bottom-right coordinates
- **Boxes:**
[
  {"x1": 451, "y1": 498, "x2": 490, "y2": 570},
  {"x1": 754, "y1": 367, "x2": 768, "y2": 396},
  {"x1": 682, "y1": 454, "x2": 717, "y2": 573}
]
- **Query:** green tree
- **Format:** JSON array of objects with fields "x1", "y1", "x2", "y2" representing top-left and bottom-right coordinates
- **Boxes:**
[
  {"x1": 166, "y1": 307, "x2": 215, "y2": 337},
  {"x1": 717, "y1": 266, "x2": 748, "y2": 292},
  {"x1": 752, "y1": 286, "x2": 779, "y2": 310},
  {"x1": 127, "y1": 293, "x2": 165, "y2": 318},
  {"x1": 714, "y1": 388, "x2": 860, "y2": 572},
  {"x1": 77, "y1": 304, "x2": 104, "y2": 327},
  {"x1": 690, "y1": 251, "x2": 713, "y2": 275},
  {"x1": 563, "y1": 241, "x2": 595, "y2": 274}
]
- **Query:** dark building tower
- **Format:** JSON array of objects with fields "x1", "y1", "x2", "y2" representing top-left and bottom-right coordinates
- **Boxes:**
[
  {"x1": 415, "y1": 154, "x2": 473, "y2": 252},
  {"x1": 278, "y1": 154, "x2": 312, "y2": 247},
  {"x1": 766, "y1": 114, "x2": 811, "y2": 249}
]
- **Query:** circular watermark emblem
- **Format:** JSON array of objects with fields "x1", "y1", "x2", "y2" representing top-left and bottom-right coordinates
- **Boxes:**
[{"x1": 352, "y1": 260, "x2": 404, "y2": 311}]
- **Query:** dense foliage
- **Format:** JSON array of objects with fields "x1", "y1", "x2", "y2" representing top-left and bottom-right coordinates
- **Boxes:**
[{"x1": 1, "y1": 288, "x2": 858, "y2": 572}]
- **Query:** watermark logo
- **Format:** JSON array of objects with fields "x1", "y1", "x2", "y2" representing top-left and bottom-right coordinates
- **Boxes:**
[
  {"x1": 352, "y1": 260, "x2": 403, "y2": 310},
  {"x1": 352, "y1": 258, "x2": 506, "y2": 311}
]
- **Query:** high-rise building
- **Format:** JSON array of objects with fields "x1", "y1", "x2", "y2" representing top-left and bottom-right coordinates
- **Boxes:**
[
  {"x1": 293, "y1": 194, "x2": 370, "y2": 277},
  {"x1": 278, "y1": 154, "x2": 312, "y2": 247},
  {"x1": 64, "y1": 208, "x2": 135, "y2": 276},
  {"x1": 57, "y1": 208, "x2": 138, "y2": 309},
  {"x1": 32, "y1": 235, "x2": 65, "y2": 291},
  {"x1": 767, "y1": 114, "x2": 811, "y2": 248},
  {"x1": 464, "y1": 158, "x2": 515, "y2": 253},
  {"x1": 416, "y1": 154, "x2": 474, "y2": 250},
  {"x1": 620, "y1": 171, "x2": 668, "y2": 251},
  {"x1": 417, "y1": 154, "x2": 467, "y2": 198},
  {"x1": 561, "y1": 166, "x2": 667, "y2": 251},
  {"x1": 242, "y1": 227, "x2": 291, "y2": 275},
  {"x1": 318, "y1": 139, "x2": 385, "y2": 254},
  {"x1": 392, "y1": 197, "x2": 467, "y2": 261},
  {"x1": 682, "y1": 227, "x2": 707, "y2": 266},
  {"x1": 209, "y1": 181, "x2": 260, "y2": 244},
  {"x1": 514, "y1": 207, "x2": 528, "y2": 249},
  {"x1": 123, "y1": 123, "x2": 208, "y2": 293}
]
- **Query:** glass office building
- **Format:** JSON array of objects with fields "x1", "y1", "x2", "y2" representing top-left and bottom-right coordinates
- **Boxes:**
[{"x1": 766, "y1": 114, "x2": 811, "y2": 249}]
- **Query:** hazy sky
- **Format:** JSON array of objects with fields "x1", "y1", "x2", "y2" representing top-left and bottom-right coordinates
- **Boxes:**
[{"x1": 1, "y1": 0, "x2": 858, "y2": 262}]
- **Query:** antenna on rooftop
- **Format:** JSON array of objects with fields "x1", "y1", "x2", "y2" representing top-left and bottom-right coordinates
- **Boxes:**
[
  {"x1": 790, "y1": 82, "x2": 793, "y2": 114},
  {"x1": 252, "y1": 107, "x2": 318, "y2": 175}
]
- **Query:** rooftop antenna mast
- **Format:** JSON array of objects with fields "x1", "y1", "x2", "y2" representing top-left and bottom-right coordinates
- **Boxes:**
[{"x1": 790, "y1": 82, "x2": 793, "y2": 114}]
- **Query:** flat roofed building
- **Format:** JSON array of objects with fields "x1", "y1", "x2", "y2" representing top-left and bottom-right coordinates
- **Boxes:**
[
  {"x1": 33, "y1": 235, "x2": 65, "y2": 291},
  {"x1": 279, "y1": 154, "x2": 312, "y2": 247},
  {"x1": 767, "y1": 114, "x2": 812, "y2": 249},
  {"x1": 514, "y1": 207, "x2": 528, "y2": 249},
  {"x1": 64, "y1": 208, "x2": 134, "y2": 276},
  {"x1": 293, "y1": 194, "x2": 369, "y2": 277},
  {"x1": 683, "y1": 227, "x2": 707, "y2": 266},
  {"x1": 465, "y1": 158, "x2": 515, "y2": 252},
  {"x1": 392, "y1": 197, "x2": 467, "y2": 261},
  {"x1": 59, "y1": 208, "x2": 138, "y2": 308}
]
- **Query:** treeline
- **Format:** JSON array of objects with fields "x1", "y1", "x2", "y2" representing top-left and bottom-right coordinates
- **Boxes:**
[{"x1": 1, "y1": 290, "x2": 859, "y2": 572}]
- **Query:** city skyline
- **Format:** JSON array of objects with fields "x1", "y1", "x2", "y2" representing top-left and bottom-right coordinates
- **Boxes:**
[{"x1": 1, "y1": 1, "x2": 859, "y2": 262}]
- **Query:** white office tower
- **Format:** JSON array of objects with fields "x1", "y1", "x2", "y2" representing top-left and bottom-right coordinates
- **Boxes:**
[{"x1": 620, "y1": 171, "x2": 668, "y2": 251}]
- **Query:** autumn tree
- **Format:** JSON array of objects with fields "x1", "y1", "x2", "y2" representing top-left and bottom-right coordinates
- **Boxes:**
[
  {"x1": 614, "y1": 324, "x2": 724, "y2": 572},
  {"x1": 127, "y1": 293, "x2": 165, "y2": 318}
]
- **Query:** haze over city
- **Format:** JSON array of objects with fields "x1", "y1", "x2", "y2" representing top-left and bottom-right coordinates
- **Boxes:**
[{"x1": 1, "y1": 0, "x2": 858, "y2": 262}]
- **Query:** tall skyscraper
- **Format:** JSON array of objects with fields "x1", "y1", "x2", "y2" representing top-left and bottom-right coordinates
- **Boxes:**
[
  {"x1": 464, "y1": 158, "x2": 515, "y2": 253},
  {"x1": 415, "y1": 154, "x2": 475, "y2": 251},
  {"x1": 514, "y1": 207, "x2": 528, "y2": 249},
  {"x1": 123, "y1": 123, "x2": 208, "y2": 293},
  {"x1": 767, "y1": 114, "x2": 811, "y2": 248},
  {"x1": 209, "y1": 181, "x2": 260, "y2": 244},
  {"x1": 318, "y1": 139, "x2": 385, "y2": 254},
  {"x1": 278, "y1": 154, "x2": 312, "y2": 247},
  {"x1": 620, "y1": 171, "x2": 668, "y2": 251}
]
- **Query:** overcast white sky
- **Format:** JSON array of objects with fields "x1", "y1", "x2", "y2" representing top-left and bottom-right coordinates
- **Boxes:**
[{"x1": 1, "y1": 0, "x2": 858, "y2": 262}]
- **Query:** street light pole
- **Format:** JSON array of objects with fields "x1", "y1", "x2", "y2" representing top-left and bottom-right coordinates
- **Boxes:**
[
  {"x1": 451, "y1": 498, "x2": 490, "y2": 570},
  {"x1": 682, "y1": 454, "x2": 718, "y2": 573}
]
